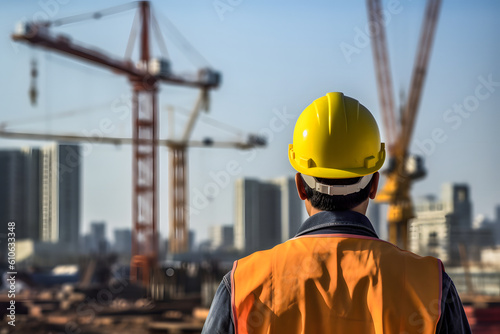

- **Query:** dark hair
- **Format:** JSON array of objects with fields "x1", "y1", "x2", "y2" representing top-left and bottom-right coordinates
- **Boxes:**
[{"x1": 302, "y1": 175, "x2": 374, "y2": 211}]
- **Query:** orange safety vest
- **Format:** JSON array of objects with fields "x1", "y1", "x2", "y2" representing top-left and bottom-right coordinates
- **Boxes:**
[{"x1": 231, "y1": 234, "x2": 443, "y2": 334}]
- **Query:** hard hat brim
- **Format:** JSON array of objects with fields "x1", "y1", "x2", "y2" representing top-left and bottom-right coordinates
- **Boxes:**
[{"x1": 288, "y1": 145, "x2": 385, "y2": 179}]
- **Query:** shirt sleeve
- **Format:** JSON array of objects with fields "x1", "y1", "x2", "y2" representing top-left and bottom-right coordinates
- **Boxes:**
[
  {"x1": 436, "y1": 271, "x2": 472, "y2": 333},
  {"x1": 201, "y1": 271, "x2": 235, "y2": 334}
]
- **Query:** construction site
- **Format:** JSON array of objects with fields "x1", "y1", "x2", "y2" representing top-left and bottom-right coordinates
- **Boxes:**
[{"x1": 1, "y1": 1, "x2": 500, "y2": 333}]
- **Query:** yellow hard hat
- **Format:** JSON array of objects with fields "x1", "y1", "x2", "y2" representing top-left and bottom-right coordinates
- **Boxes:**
[{"x1": 288, "y1": 92, "x2": 385, "y2": 179}]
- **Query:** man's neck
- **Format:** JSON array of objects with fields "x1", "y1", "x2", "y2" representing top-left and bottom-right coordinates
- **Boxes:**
[{"x1": 306, "y1": 199, "x2": 369, "y2": 217}]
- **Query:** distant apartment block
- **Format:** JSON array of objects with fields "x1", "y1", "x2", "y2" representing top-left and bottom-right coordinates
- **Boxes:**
[
  {"x1": 409, "y1": 183, "x2": 494, "y2": 265},
  {"x1": 366, "y1": 202, "x2": 382, "y2": 236},
  {"x1": 91, "y1": 221, "x2": 108, "y2": 253},
  {"x1": 114, "y1": 228, "x2": 132, "y2": 255},
  {"x1": 189, "y1": 230, "x2": 196, "y2": 252},
  {"x1": 40, "y1": 143, "x2": 81, "y2": 245},
  {"x1": 0, "y1": 147, "x2": 41, "y2": 241},
  {"x1": 271, "y1": 177, "x2": 303, "y2": 242},
  {"x1": 234, "y1": 177, "x2": 302, "y2": 254},
  {"x1": 209, "y1": 225, "x2": 234, "y2": 251},
  {"x1": 474, "y1": 205, "x2": 500, "y2": 246},
  {"x1": 408, "y1": 194, "x2": 451, "y2": 262}
]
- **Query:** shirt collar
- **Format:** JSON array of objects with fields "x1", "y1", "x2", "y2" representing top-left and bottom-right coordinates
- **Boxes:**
[{"x1": 295, "y1": 210, "x2": 378, "y2": 238}]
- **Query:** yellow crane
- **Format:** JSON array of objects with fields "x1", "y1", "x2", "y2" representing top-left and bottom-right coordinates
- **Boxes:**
[{"x1": 367, "y1": 0, "x2": 442, "y2": 248}]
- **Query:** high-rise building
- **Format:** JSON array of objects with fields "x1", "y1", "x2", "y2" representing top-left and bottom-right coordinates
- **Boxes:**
[
  {"x1": 408, "y1": 183, "x2": 493, "y2": 264},
  {"x1": 235, "y1": 177, "x2": 302, "y2": 254},
  {"x1": 0, "y1": 150, "x2": 22, "y2": 225},
  {"x1": 40, "y1": 144, "x2": 58, "y2": 242},
  {"x1": 90, "y1": 221, "x2": 107, "y2": 253},
  {"x1": 114, "y1": 228, "x2": 132, "y2": 255},
  {"x1": 0, "y1": 148, "x2": 41, "y2": 241},
  {"x1": 22, "y1": 147, "x2": 41, "y2": 240},
  {"x1": 235, "y1": 179, "x2": 279, "y2": 253},
  {"x1": 471, "y1": 205, "x2": 500, "y2": 246},
  {"x1": 441, "y1": 184, "x2": 472, "y2": 231},
  {"x1": 40, "y1": 144, "x2": 81, "y2": 244},
  {"x1": 408, "y1": 195, "x2": 451, "y2": 262},
  {"x1": 189, "y1": 230, "x2": 196, "y2": 252},
  {"x1": 271, "y1": 177, "x2": 302, "y2": 241},
  {"x1": 209, "y1": 225, "x2": 234, "y2": 251},
  {"x1": 80, "y1": 221, "x2": 109, "y2": 254},
  {"x1": 58, "y1": 144, "x2": 81, "y2": 245},
  {"x1": 366, "y1": 202, "x2": 381, "y2": 236},
  {"x1": 495, "y1": 205, "x2": 500, "y2": 245}
]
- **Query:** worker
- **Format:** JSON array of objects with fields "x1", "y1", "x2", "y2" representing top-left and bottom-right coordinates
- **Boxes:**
[{"x1": 202, "y1": 92, "x2": 471, "y2": 333}]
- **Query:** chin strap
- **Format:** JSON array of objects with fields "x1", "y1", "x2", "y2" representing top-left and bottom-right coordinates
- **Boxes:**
[{"x1": 301, "y1": 174, "x2": 373, "y2": 196}]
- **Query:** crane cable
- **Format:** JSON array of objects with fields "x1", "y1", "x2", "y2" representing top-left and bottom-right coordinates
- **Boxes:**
[
  {"x1": 162, "y1": 105, "x2": 244, "y2": 137},
  {"x1": 151, "y1": 3, "x2": 211, "y2": 68},
  {"x1": 124, "y1": 6, "x2": 140, "y2": 60},
  {"x1": 47, "y1": 2, "x2": 139, "y2": 27},
  {"x1": 151, "y1": 12, "x2": 170, "y2": 60},
  {"x1": 1, "y1": 101, "x2": 119, "y2": 129},
  {"x1": 124, "y1": 6, "x2": 171, "y2": 61}
]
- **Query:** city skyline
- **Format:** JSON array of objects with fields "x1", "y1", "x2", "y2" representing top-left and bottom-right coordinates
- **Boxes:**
[{"x1": 2, "y1": 141, "x2": 500, "y2": 247}]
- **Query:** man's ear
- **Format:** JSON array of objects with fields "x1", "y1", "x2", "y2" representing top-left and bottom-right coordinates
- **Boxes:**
[
  {"x1": 368, "y1": 172, "x2": 380, "y2": 199},
  {"x1": 295, "y1": 173, "x2": 308, "y2": 200}
]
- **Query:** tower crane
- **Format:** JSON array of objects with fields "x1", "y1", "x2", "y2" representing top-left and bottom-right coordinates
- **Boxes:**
[
  {"x1": 367, "y1": 0, "x2": 442, "y2": 249},
  {"x1": 10, "y1": 1, "x2": 265, "y2": 285}
]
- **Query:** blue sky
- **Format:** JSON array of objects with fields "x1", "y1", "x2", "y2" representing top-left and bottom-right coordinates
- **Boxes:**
[{"x1": 1, "y1": 0, "x2": 499, "y2": 242}]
